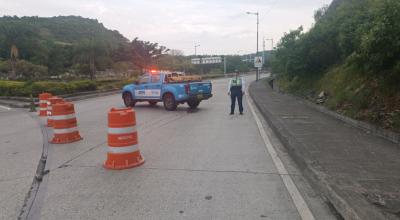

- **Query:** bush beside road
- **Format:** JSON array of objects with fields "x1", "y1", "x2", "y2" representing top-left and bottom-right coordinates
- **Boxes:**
[{"x1": 0, "y1": 78, "x2": 134, "y2": 97}]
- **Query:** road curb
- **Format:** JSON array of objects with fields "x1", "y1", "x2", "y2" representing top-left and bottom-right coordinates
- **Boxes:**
[
  {"x1": 0, "y1": 89, "x2": 121, "y2": 108},
  {"x1": 249, "y1": 80, "x2": 395, "y2": 220},
  {"x1": 62, "y1": 89, "x2": 121, "y2": 102},
  {"x1": 0, "y1": 99, "x2": 31, "y2": 108}
]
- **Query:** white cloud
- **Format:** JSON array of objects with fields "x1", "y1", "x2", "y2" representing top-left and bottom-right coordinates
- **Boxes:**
[{"x1": 0, "y1": 0, "x2": 332, "y2": 55}]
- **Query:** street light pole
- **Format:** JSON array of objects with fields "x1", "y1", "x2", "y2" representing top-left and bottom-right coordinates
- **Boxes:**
[
  {"x1": 263, "y1": 37, "x2": 265, "y2": 67},
  {"x1": 246, "y1": 11, "x2": 260, "y2": 81},
  {"x1": 194, "y1": 44, "x2": 200, "y2": 56},
  {"x1": 256, "y1": 12, "x2": 259, "y2": 81}
]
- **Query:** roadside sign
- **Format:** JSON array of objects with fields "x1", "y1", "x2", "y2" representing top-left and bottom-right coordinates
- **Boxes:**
[
  {"x1": 191, "y1": 58, "x2": 201, "y2": 64},
  {"x1": 202, "y1": 57, "x2": 222, "y2": 64},
  {"x1": 191, "y1": 57, "x2": 222, "y2": 65},
  {"x1": 254, "y1": 56, "x2": 263, "y2": 68}
]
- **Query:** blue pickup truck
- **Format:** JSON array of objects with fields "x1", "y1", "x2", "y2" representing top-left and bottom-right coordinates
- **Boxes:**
[{"x1": 122, "y1": 71, "x2": 213, "y2": 111}]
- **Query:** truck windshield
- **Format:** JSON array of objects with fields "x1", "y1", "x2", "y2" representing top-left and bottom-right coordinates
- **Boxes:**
[
  {"x1": 139, "y1": 74, "x2": 150, "y2": 84},
  {"x1": 150, "y1": 74, "x2": 160, "y2": 83}
]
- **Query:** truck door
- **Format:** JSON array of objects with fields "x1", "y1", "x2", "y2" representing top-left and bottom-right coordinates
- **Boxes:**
[
  {"x1": 134, "y1": 74, "x2": 150, "y2": 99},
  {"x1": 146, "y1": 74, "x2": 162, "y2": 100}
]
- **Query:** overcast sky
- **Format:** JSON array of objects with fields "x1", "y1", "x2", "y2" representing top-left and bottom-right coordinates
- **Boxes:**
[{"x1": 0, "y1": 0, "x2": 332, "y2": 55}]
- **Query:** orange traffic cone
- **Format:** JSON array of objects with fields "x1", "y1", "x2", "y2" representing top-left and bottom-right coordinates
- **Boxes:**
[
  {"x1": 104, "y1": 107, "x2": 145, "y2": 170},
  {"x1": 38, "y1": 93, "x2": 52, "y2": 117},
  {"x1": 46, "y1": 97, "x2": 64, "y2": 127},
  {"x1": 50, "y1": 102, "x2": 82, "y2": 144}
]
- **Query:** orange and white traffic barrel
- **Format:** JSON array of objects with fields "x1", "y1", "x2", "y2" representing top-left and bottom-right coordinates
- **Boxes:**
[
  {"x1": 38, "y1": 93, "x2": 52, "y2": 117},
  {"x1": 50, "y1": 102, "x2": 82, "y2": 144},
  {"x1": 46, "y1": 97, "x2": 64, "y2": 127},
  {"x1": 104, "y1": 107, "x2": 144, "y2": 170}
]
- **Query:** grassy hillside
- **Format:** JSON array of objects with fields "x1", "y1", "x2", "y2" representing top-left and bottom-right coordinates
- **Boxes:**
[
  {"x1": 272, "y1": 0, "x2": 400, "y2": 131},
  {"x1": 0, "y1": 16, "x2": 165, "y2": 80}
]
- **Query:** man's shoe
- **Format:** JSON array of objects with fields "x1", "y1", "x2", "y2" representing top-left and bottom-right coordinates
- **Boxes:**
[
  {"x1": 240, "y1": 112, "x2": 243, "y2": 115},
  {"x1": 229, "y1": 112, "x2": 234, "y2": 115}
]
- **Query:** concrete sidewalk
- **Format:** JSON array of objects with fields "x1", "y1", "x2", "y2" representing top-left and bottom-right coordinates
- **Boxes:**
[{"x1": 249, "y1": 80, "x2": 400, "y2": 220}]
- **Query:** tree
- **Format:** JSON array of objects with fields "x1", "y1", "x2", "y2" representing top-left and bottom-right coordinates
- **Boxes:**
[
  {"x1": 73, "y1": 38, "x2": 109, "y2": 80},
  {"x1": 169, "y1": 49, "x2": 184, "y2": 56},
  {"x1": 130, "y1": 37, "x2": 169, "y2": 70},
  {"x1": 0, "y1": 19, "x2": 38, "y2": 78},
  {"x1": 10, "y1": 44, "x2": 18, "y2": 79}
]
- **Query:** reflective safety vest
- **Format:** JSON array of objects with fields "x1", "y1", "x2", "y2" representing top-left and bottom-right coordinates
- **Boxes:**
[
  {"x1": 231, "y1": 78, "x2": 242, "y2": 86},
  {"x1": 230, "y1": 77, "x2": 243, "y2": 93}
]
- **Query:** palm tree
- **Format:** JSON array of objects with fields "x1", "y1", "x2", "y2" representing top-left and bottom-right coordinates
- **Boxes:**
[{"x1": 0, "y1": 20, "x2": 36, "y2": 79}]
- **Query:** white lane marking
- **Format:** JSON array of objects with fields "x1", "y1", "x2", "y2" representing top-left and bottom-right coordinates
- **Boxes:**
[
  {"x1": 0, "y1": 105, "x2": 11, "y2": 111},
  {"x1": 247, "y1": 90, "x2": 316, "y2": 220}
]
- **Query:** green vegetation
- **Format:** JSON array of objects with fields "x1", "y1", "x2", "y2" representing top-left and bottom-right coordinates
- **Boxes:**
[
  {"x1": 271, "y1": 0, "x2": 400, "y2": 131},
  {"x1": 0, "y1": 16, "x2": 166, "y2": 80},
  {"x1": 0, "y1": 16, "x2": 253, "y2": 81},
  {"x1": 0, "y1": 79, "x2": 135, "y2": 97},
  {"x1": 0, "y1": 15, "x2": 253, "y2": 97}
]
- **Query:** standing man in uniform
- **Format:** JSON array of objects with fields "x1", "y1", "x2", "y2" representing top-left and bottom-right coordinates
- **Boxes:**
[{"x1": 228, "y1": 70, "x2": 245, "y2": 115}]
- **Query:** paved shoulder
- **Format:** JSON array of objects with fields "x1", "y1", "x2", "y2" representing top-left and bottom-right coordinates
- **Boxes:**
[{"x1": 249, "y1": 79, "x2": 400, "y2": 220}]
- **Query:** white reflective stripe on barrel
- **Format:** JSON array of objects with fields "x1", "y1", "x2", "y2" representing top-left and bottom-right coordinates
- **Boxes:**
[
  {"x1": 39, "y1": 100, "x2": 47, "y2": 104},
  {"x1": 47, "y1": 107, "x2": 52, "y2": 115},
  {"x1": 52, "y1": 114, "x2": 76, "y2": 120},
  {"x1": 53, "y1": 126, "x2": 78, "y2": 134},
  {"x1": 108, "y1": 144, "x2": 139, "y2": 154},
  {"x1": 39, "y1": 108, "x2": 47, "y2": 110},
  {"x1": 108, "y1": 126, "x2": 137, "y2": 134}
]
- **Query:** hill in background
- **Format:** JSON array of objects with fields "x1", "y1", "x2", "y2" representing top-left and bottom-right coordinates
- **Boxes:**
[{"x1": 0, "y1": 15, "x2": 168, "y2": 80}]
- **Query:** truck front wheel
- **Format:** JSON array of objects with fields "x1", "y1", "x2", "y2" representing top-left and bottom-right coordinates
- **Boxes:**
[
  {"x1": 123, "y1": 92, "x2": 136, "y2": 107},
  {"x1": 163, "y1": 93, "x2": 177, "y2": 111},
  {"x1": 187, "y1": 100, "x2": 200, "y2": 109}
]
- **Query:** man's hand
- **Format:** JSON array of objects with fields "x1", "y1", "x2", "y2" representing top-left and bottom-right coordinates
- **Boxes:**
[
  {"x1": 242, "y1": 91, "x2": 245, "y2": 95},
  {"x1": 228, "y1": 92, "x2": 231, "y2": 96}
]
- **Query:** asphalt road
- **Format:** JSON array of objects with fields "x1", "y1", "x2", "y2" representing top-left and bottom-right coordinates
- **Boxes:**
[
  {"x1": 0, "y1": 105, "x2": 43, "y2": 220},
  {"x1": 1, "y1": 75, "x2": 339, "y2": 220}
]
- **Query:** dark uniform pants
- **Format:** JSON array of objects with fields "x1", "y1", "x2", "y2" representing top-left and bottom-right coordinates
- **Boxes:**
[{"x1": 230, "y1": 90, "x2": 243, "y2": 114}]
